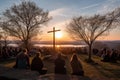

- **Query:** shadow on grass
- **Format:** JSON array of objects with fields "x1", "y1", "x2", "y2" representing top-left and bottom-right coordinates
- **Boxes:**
[
  {"x1": 109, "y1": 61, "x2": 120, "y2": 66},
  {"x1": 89, "y1": 62, "x2": 120, "y2": 79},
  {"x1": 0, "y1": 76, "x2": 18, "y2": 80},
  {"x1": 39, "y1": 74, "x2": 91, "y2": 80},
  {"x1": 78, "y1": 54, "x2": 120, "y2": 79},
  {"x1": 0, "y1": 58, "x2": 16, "y2": 64}
]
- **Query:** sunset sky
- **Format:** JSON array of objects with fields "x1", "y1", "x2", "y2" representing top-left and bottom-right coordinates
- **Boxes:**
[{"x1": 0, "y1": 0, "x2": 120, "y2": 41}]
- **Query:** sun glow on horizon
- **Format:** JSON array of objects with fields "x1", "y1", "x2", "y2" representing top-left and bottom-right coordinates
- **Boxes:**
[{"x1": 55, "y1": 32, "x2": 63, "y2": 39}]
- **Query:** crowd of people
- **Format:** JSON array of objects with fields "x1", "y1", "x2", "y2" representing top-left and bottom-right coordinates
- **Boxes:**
[
  {"x1": 100, "y1": 48, "x2": 120, "y2": 63},
  {"x1": 12, "y1": 48, "x2": 84, "y2": 76},
  {"x1": 0, "y1": 46, "x2": 120, "y2": 76},
  {"x1": 0, "y1": 47, "x2": 21, "y2": 59},
  {"x1": 92, "y1": 48, "x2": 120, "y2": 63}
]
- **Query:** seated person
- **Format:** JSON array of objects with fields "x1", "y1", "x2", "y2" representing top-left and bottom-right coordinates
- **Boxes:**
[
  {"x1": 101, "y1": 50, "x2": 110, "y2": 62},
  {"x1": 54, "y1": 53, "x2": 66, "y2": 74},
  {"x1": 15, "y1": 48, "x2": 30, "y2": 69},
  {"x1": 110, "y1": 49, "x2": 118, "y2": 63},
  {"x1": 70, "y1": 53, "x2": 84, "y2": 76},
  {"x1": 31, "y1": 52, "x2": 47, "y2": 74}
]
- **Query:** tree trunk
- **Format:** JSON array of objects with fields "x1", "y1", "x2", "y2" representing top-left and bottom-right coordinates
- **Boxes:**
[
  {"x1": 4, "y1": 39, "x2": 7, "y2": 48},
  {"x1": 23, "y1": 40, "x2": 29, "y2": 51},
  {"x1": 88, "y1": 44, "x2": 92, "y2": 61}
]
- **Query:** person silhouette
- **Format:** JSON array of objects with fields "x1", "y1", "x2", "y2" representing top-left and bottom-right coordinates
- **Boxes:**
[
  {"x1": 54, "y1": 53, "x2": 66, "y2": 74},
  {"x1": 70, "y1": 53, "x2": 84, "y2": 76},
  {"x1": 15, "y1": 48, "x2": 30, "y2": 69},
  {"x1": 31, "y1": 52, "x2": 47, "y2": 74}
]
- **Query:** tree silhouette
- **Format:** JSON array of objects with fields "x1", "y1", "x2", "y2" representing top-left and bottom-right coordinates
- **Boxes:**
[
  {"x1": 1, "y1": 31, "x2": 9, "y2": 47},
  {"x1": 67, "y1": 8, "x2": 120, "y2": 62},
  {"x1": 1, "y1": 1, "x2": 51, "y2": 50}
]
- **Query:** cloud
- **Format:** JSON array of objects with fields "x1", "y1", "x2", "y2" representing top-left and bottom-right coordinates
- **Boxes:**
[
  {"x1": 49, "y1": 8, "x2": 68, "y2": 17},
  {"x1": 48, "y1": 8, "x2": 73, "y2": 28},
  {"x1": 80, "y1": 3, "x2": 100, "y2": 10},
  {"x1": 97, "y1": 0, "x2": 120, "y2": 14},
  {"x1": 48, "y1": 19, "x2": 71, "y2": 29},
  {"x1": 49, "y1": 3, "x2": 100, "y2": 19}
]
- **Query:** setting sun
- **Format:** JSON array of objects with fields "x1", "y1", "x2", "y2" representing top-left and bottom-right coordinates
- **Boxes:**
[{"x1": 55, "y1": 32, "x2": 63, "y2": 38}]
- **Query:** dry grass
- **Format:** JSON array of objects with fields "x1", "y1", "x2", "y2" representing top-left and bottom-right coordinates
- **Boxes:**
[
  {"x1": 0, "y1": 54, "x2": 120, "y2": 80},
  {"x1": 78, "y1": 54, "x2": 120, "y2": 80}
]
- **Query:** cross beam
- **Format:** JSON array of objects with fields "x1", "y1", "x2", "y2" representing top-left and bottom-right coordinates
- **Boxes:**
[{"x1": 48, "y1": 27, "x2": 60, "y2": 51}]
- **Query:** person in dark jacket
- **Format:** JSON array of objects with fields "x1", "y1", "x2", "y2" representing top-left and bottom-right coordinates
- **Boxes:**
[
  {"x1": 54, "y1": 53, "x2": 66, "y2": 74},
  {"x1": 15, "y1": 48, "x2": 30, "y2": 69},
  {"x1": 31, "y1": 52, "x2": 47, "y2": 74}
]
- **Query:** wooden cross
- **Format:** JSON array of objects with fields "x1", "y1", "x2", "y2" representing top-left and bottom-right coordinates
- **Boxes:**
[{"x1": 48, "y1": 27, "x2": 60, "y2": 51}]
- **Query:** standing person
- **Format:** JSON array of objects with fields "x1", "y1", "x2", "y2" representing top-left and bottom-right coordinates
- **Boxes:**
[
  {"x1": 31, "y1": 52, "x2": 47, "y2": 74},
  {"x1": 15, "y1": 48, "x2": 30, "y2": 69},
  {"x1": 54, "y1": 53, "x2": 66, "y2": 74},
  {"x1": 70, "y1": 53, "x2": 84, "y2": 76}
]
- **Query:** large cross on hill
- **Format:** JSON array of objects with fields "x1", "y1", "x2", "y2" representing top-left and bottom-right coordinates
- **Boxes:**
[{"x1": 47, "y1": 27, "x2": 61, "y2": 51}]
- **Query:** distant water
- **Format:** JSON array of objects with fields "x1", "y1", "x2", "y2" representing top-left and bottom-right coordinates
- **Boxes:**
[
  {"x1": 34, "y1": 44, "x2": 86, "y2": 47},
  {"x1": 8, "y1": 43, "x2": 86, "y2": 48},
  {"x1": 8, "y1": 44, "x2": 18, "y2": 47}
]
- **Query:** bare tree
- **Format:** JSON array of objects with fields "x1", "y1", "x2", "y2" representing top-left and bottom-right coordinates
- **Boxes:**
[
  {"x1": 1, "y1": 31, "x2": 9, "y2": 47},
  {"x1": 67, "y1": 8, "x2": 120, "y2": 62},
  {"x1": 1, "y1": 1, "x2": 50, "y2": 50}
]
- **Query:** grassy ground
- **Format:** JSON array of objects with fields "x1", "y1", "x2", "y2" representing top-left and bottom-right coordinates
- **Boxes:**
[
  {"x1": 78, "y1": 54, "x2": 120, "y2": 80},
  {"x1": 0, "y1": 54, "x2": 120, "y2": 80}
]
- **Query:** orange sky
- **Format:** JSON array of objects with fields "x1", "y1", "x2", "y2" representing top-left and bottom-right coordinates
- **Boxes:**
[
  {"x1": 1, "y1": 0, "x2": 120, "y2": 41},
  {"x1": 39, "y1": 27, "x2": 120, "y2": 41}
]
